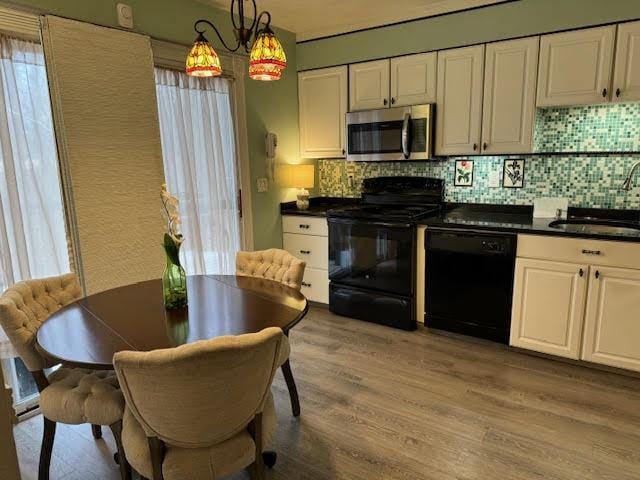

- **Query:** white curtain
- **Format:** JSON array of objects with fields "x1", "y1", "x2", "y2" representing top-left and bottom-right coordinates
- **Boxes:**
[
  {"x1": 155, "y1": 68, "x2": 241, "y2": 275},
  {"x1": 0, "y1": 36, "x2": 69, "y2": 357}
]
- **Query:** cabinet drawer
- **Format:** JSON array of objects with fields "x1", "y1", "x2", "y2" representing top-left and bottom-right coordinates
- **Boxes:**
[
  {"x1": 300, "y1": 267, "x2": 329, "y2": 304},
  {"x1": 282, "y1": 215, "x2": 328, "y2": 237},
  {"x1": 283, "y1": 233, "x2": 328, "y2": 270},
  {"x1": 517, "y1": 235, "x2": 640, "y2": 270}
]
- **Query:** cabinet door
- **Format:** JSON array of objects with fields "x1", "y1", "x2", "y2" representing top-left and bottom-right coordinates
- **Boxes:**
[
  {"x1": 537, "y1": 25, "x2": 615, "y2": 107},
  {"x1": 482, "y1": 37, "x2": 539, "y2": 154},
  {"x1": 582, "y1": 266, "x2": 640, "y2": 372},
  {"x1": 390, "y1": 52, "x2": 437, "y2": 106},
  {"x1": 349, "y1": 59, "x2": 390, "y2": 111},
  {"x1": 435, "y1": 45, "x2": 484, "y2": 156},
  {"x1": 299, "y1": 66, "x2": 347, "y2": 158},
  {"x1": 510, "y1": 258, "x2": 588, "y2": 359},
  {"x1": 613, "y1": 20, "x2": 640, "y2": 103}
]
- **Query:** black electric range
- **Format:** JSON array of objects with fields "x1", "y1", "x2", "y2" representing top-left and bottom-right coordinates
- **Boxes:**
[{"x1": 327, "y1": 177, "x2": 443, "y2": 330}]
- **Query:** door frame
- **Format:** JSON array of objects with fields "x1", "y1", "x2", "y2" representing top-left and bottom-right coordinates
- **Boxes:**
[{"x1": 151, "y1": 40, "x2": 254, "y2": 252}]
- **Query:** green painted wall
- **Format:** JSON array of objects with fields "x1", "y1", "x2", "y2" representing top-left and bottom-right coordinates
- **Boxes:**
[
  {"x1": 13, "y1": 0, "x2": 301, "y2": 250},
  {"x1": 297, "y1": 0, "x2": 640, "y2": 70}
]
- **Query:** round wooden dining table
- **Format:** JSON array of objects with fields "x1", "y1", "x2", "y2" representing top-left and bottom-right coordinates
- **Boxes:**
[{"x1": 36, "y1": 274, "x2": 308, "y2": 416}]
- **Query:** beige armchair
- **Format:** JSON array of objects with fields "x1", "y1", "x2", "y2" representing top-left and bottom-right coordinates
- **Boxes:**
[
  {"x1": 236, "y1": 248, "x2": 305, "y2": 418},
  {"x1": 236, "y1": 248, "x2": 306, "y2": 290},
  {"x1": 0, "y1": 274, "x2": 129, "y2": 480},
  {"x1": 114, "y1": 327, "x2": 289, "y2": 480}
]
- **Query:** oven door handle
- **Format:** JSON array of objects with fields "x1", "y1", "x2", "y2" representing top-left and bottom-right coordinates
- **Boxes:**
[
  {"x1": 401, "y1": 112, "x2": 411, "y2": 159},
  {"x1": 328, "y1": 217, "x2": 412, "y2": 229}
]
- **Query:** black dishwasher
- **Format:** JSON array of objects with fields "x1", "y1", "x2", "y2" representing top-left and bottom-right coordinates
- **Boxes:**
[{"x1": 425, "y1": 228, "x2": 516, "y2": 344}]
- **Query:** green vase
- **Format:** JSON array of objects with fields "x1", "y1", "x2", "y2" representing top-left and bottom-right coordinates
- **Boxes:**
[{"x1": 162, "y1": 233, "x2": 188, "y2": 309}]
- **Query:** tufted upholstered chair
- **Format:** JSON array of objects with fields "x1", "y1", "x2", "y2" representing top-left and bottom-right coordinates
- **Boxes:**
[
  {"x1": 114, "y1": 327, "x2": 289, "y2": 480},
  {"x1": 0, "y1": 273, "x2": 130, "y2": 480},
  {"x1": 236, "y1": 248, "x2": 306, "y2": 290},
  {"x1": 236, "y1": 249, "x2": 306, "y2": 418}
]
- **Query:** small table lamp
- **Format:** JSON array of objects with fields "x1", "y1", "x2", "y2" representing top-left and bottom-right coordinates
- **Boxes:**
[{"x1": 279, "y1": 164, "x2": 315, "y2": 210}]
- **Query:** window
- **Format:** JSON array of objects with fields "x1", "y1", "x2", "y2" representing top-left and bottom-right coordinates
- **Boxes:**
[
  {"x1": 0, "y1": 35, "x2": 69, "y2": 412},
  {"x1": 155, "y1": 68, "x2": 242, "y2": 275}
]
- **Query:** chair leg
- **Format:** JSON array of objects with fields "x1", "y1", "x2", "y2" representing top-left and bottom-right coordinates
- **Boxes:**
[
  {"x1": 91, "y1": 424, "x2": 103, "y2": 439},
  {"x1": 110, "y1": 421, "x2": 132, "y2": 480},
  {"x1": 248, "y1": 413, "x2": 265, "y2": 480},
  {"x1": 281, "y1": 360, "x2": 301, "y2": 417},
  {"x1": 38, "y1": 418, "x2": 56, "y2": 480},
  {"x1": 147, "y1": 437, "x2": 165, "y2": 480}
]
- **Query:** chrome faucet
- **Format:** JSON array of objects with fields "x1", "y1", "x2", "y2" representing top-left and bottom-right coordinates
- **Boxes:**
[{"x1": 622, "y1": 161, "x2": 640, "y2": 191}]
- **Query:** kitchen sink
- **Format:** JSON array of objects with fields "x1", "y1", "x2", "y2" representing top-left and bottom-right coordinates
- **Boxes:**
[{"x1": 549, "y1": 219, "x2": 640, "y2": 235}]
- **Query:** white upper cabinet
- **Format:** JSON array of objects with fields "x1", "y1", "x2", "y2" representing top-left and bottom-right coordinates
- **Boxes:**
[
  {"x1": 298, "y1": 66, "x2": 348, "y2": 159},
  {"x1": 349, "y1": 59, "x2": 390, "y2": 111},
  {"x1": 390, "y1": 52, "x2": 437, "y2": 106},
  {"x1": 613, "y1": 20, "x2": 640, "y2": 103},
  {"x1": 482, "y1": 37, "x2": 539, "y2": 154},
  {"x1": 582, "y1": 266, "x2": 640, "y2": 372},
  {"x1": 537, "y1": 25, "x2": 616, "y2": 107},
  {"x1": 436, "y1": 44, "x2": 484, "y2": 156}
]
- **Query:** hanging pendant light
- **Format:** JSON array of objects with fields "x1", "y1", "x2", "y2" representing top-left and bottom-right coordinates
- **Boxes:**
[
  {"x1": 186, "y1": 0, "x2": 286, "y2": 81},
  {"x1": 185, "y1": 33, "x2": 222, "y2": 77},
  {"x1": 249, "y1": 26, "x2": 287, "y2": 81}
]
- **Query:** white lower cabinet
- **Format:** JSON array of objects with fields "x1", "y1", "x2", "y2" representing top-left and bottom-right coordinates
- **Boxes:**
[
  {"x1": 582, "y1": 266, "x2": 640, "y2": 371},
  {"x1": 282, "y1": 215, "x2": 329, "y2": 304},
  {"x1": 299, "y1": 267, "x2": 329, "y2": 304},
  {"x1": 511, "y1": 235, "x2": 640, "y2": 373},
  {"x1": 283, "y1": 233, "x2": 328, "y2": 270},
  {"x1": 510, "y1": 258, "x2": 587, "y2": 359}
]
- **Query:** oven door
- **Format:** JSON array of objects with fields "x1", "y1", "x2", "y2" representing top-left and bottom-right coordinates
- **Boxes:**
[
  {"x1": 346, "y1": 104, "x2": 431, "y2": 161},
  {"x1": 328, "y1": 218, "x2": 415, "y2": 296}
]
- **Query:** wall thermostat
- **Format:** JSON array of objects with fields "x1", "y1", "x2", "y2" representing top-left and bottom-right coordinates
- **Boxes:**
[{"x1": 117, "y1": 3, "x2": 134, "y2": 29}]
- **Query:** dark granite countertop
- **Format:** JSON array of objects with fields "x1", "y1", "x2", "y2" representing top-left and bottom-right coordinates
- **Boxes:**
[
  {"x1": 280, "y1": 197, "x2": 360, "y2": 217},
  {"x1": 420, "y1": 204, "x2": 640, "y2": 243},
  {"x1": 280, "y1": 199, "x2": 640, "y2": 243}
]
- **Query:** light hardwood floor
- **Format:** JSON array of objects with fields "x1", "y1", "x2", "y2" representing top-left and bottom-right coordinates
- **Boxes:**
[{"x1": 15, "y1": 306, "x2": 640, "y2": 480}]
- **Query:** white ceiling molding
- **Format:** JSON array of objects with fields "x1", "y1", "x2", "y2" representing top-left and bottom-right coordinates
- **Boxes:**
[{"x1": 200, "y1": 0, "x2": 511, "y2": 41}]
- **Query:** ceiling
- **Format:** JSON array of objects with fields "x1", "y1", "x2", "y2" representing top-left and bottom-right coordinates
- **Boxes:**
[{"x1": 202, "y1": 0, "x2": 511, "y2": 41}]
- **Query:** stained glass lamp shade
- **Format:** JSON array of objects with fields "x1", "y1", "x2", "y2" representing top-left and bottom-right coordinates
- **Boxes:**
[
  {"x1": 249, "y1": 28, "x2": 287, "y2": 81},
  {"x1": 185, "y1": 34, "x2": 222, "y2": 77}
]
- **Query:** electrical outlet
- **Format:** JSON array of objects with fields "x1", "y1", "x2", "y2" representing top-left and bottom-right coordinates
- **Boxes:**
[
  {"x1": 488, "y1": 170, "x2": 500, "y2": 188},
  {"x1": 347, "y1": 175, "x2": 354, "y2": 189},
  {"x1": 257, "y1": 178, "x2": 268, "y2": 193}
]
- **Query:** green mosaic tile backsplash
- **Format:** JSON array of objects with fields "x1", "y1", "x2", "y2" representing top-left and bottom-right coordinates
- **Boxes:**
[
  {"x1": 534, "y1": 103, "x2": 640, "y2": 152},
  {"x1": 318, "y1": 104, "x2": 640, "y2": 209}
]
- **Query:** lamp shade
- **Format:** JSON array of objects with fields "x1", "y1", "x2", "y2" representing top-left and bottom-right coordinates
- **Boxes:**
[
  {"x1": 249, "y1": 28, "x2": 287, "y2": 81},
  {"x1": 278, "y1": 164, "x2": 314, "y2": 189},
  {"x1": 186, "y1": 33, "x2": 222, "y2": 77}
]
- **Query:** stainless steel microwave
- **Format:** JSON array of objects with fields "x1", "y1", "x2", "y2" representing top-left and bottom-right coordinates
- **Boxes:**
[{"x1": 346, "y1": 104, "x2": 433, "y2": 161}]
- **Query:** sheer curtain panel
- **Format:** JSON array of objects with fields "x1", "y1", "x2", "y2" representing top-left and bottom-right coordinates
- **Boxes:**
[
  {"x1": 155, "y1": 68, "x2": 241, "y2": 275},
  {"x1": 0, "y1": 36, "x2": 69, "y2": 357}
]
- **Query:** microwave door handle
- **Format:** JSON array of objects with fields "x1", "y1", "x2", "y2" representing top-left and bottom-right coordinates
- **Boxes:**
[{"x1": 401, "y1": 113, "x2": 411, "y2": 159}]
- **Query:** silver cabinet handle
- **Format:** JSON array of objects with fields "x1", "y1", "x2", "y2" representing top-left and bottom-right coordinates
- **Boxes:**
[{"x1": 582, "y1": 249, "x2": 601, "y2": 256}]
